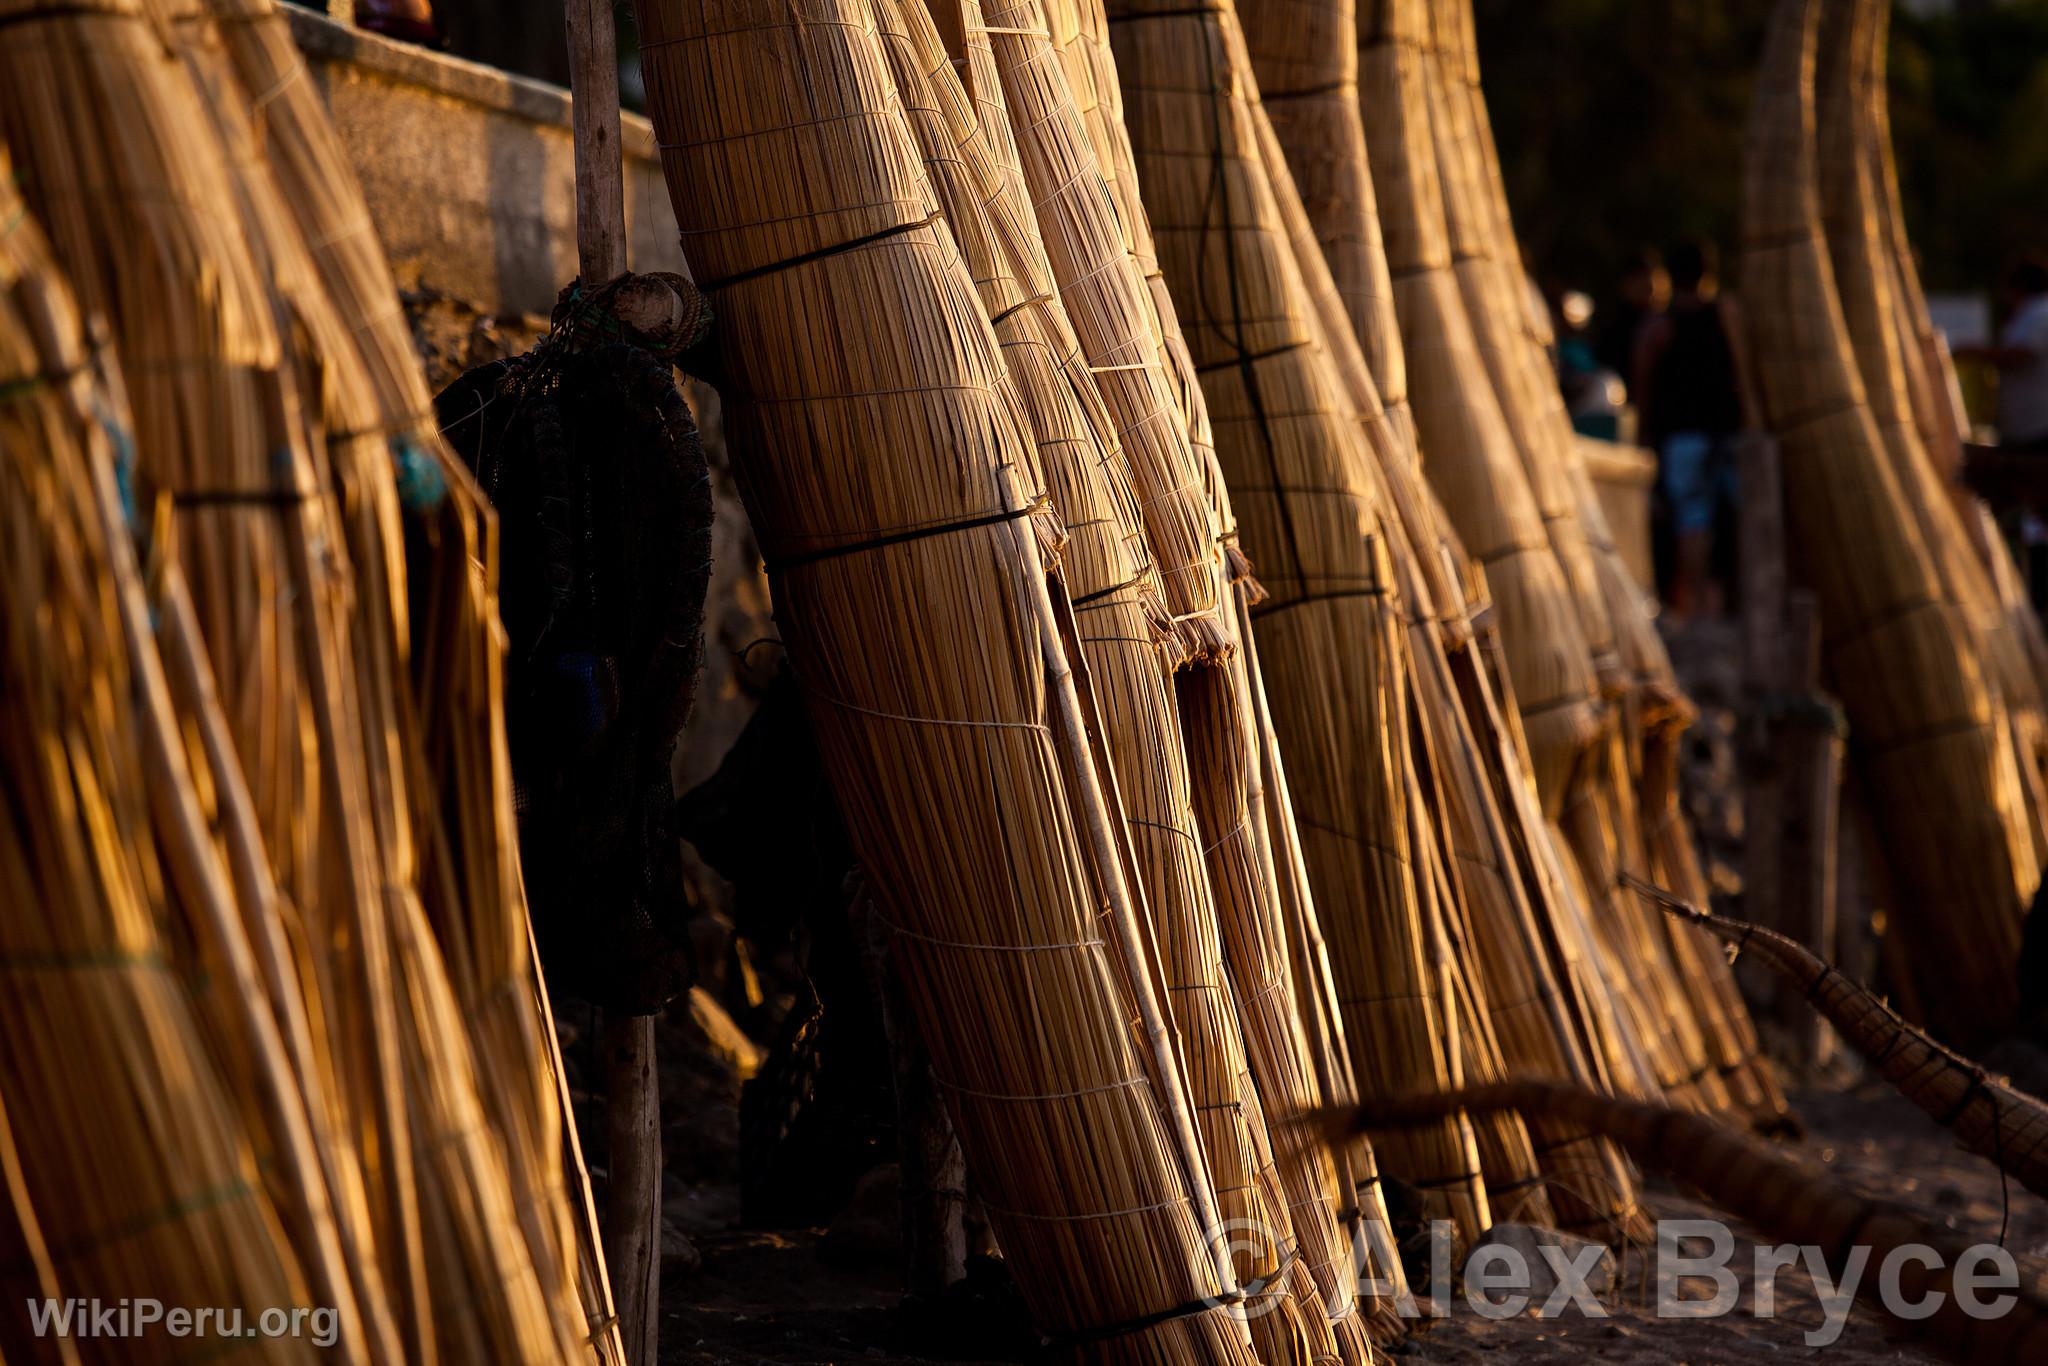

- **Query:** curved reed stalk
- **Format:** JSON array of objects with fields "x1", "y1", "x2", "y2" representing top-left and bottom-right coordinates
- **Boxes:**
[
  {"x1": 1857, "y1": 0, "x2": 1963, "y2": 479},
  {"x1": 634, "y1": 0, "x2": 1267, "y2": 1355},
  {"x1": 1857, "y1": 3, "x2": 2048, "y2": 726},
  {"x1": 1743, "y1": 0, "x2": 2037, "y2": 1047},
  {"x1": 1637, "y1": 879, "x2": 2048, "y2": 1202},
  {"x1": 0, "y1": 173, "x2": 330, "y2": 1364},
  {"x1": 1335, "y1": 1079, "x2": 2048, "y2": 1365}
]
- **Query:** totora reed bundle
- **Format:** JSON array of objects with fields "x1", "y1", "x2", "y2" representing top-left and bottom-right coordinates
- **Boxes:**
[
  {"x1": 1235, "y1": 0, "x2": 1657, "y2": 1237},
  {"x1": 1817, "y1": 0, "x2": 2048, "y2": 861},
  {"x1": 1356, "y1": 0, "x2": 1601, "y2": 816},
  {"x1": 982, "y1": 0, "x2": 1411, "y2": 1341},
  {"x1": 191, "y1": 0, "x2": 621, "y2": 1350},
  {"x1": 634, "y1": 0, "x2": 1270, "y2": 1356},
  {"x1": 1, "y1": 168, "x2": 350, "y2": 1365},
  {"x1": 1743, "y1": 0, "x2": 2038, "y2": 1047},
  {"x1": 1437, "y1": 0, "x2": 1784, "y2": 1124},
  {"x1": 1104, "y1": 0, "x2": 1536, "y2": 1242},
  {"x1": 866, "y1": 1, "x2": 1337, "y2": 1357},
  {"x1": 0, "y1": 1, "x2": 616, "y2": 1356}
]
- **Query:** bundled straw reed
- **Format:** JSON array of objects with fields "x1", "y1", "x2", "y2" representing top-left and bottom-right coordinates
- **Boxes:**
[
  {"x1": 194, "y1": 0, "x2": 621, "y2": 1346},
  {"x1": 1356, "y1": 0, "x2": 1602, "y2": 815},
  {"x1": 1818, "y1": 0, "x2": 2048, "y2": 859},
  {"x1": 1642, "y1": 883, "x2": 2048, "y2": 1203},
  {"x1": 1103, "y1": 0, "x2": 1539, "y2": 1242},
  {"x1": 1743, "y1": 0, "x2": 2039, "y2": 1047},
  {"x1": 865, "y1": 5, "x2": 1339, "y2": 1358},
  {"x1": 1417, "y1": 0, "x2": 1785, "y2": 1130},
  {"x1": 1340, "y1": 1081, "x2": 2048, "y2": 1365},
  {"x1": 0, "y1": 1, "x2": 617, "y2": 1355},
  {"x1": 0, "y1": 0, "x2": 432, "y2": 1343},
  {"x1": 979, "y1": 0, "x2": 1411, "y2": 1342},
  {"x1": 1855, "y1": 1, "x2": 2048, "y2": 720},
  {"x1": 1, "y1": 159, "x2": 335, "y2": 1364},
  {"x1": 1232, "y1": 0, "x2": 1659, "y2": 1237},
  {"x1": 634, "y1": 0, "x2": 1274, "y2": 1355},
  {"x1": 1415, "y1": 0, "x2": 1615, "y2": 696}
]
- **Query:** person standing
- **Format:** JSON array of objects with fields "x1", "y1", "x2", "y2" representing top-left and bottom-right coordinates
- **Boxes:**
[
  {"x1": 1634, "y1": 239, "x2": 1762, "y2": 620},
  {"x1": 1960, "y1": 257, "x2": 2048, "y2": 450},
  {"x1": 1595, "y1": 246, "x2": 1670, "y2": 379}
]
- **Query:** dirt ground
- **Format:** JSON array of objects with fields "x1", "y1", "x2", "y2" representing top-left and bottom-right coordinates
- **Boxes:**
[{"x1": 651, "y1": 1079, "x2": 2048, "y2": 1365}]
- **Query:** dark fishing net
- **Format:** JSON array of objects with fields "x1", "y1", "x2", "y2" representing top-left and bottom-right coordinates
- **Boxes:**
[{"x1": 436, "y1": 273, "x2": 715, "y2": 1014}]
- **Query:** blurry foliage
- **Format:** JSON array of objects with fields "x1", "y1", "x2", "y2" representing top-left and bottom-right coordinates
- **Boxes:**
[{"x1": 1475, "y1": 0, "x2": 2048, "y2": 299}]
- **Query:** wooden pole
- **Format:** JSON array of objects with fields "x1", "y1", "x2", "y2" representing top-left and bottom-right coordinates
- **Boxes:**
[
  {"x1": 567, "y1": 0, "x2": 627, "y2": 283},
  {"x1": 855, "y1": 887, "x2": 967, "y2": 1298},
  {"x1": 564, "y1": 5, "x2": 660, "y2": 1363},
  {"x1": 1738, "y1": 432, "x2": 1843, "y2": 1069}
]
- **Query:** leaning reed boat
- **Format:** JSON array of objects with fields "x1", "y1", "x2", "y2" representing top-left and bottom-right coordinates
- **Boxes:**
[
  {"x1": 635, "y1": 0, "x2": 1271, "y2": 1355},
  {"x1": 981, "y1": 0, "x2": 1411, "y2": 1341},
  {"x1": 1743, "y1": 0, "x2": 2038, "y2": 1048}
]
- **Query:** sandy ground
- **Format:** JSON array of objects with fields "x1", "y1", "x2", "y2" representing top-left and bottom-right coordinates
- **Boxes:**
[{"x1": 653, "y1": 1080, "x2": 2048, "y2": 1365}]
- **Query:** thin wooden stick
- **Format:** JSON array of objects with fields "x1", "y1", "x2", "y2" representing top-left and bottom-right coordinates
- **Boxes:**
[{"x1": 563, "y1": 5, "x2": 662, "y2": 1363}]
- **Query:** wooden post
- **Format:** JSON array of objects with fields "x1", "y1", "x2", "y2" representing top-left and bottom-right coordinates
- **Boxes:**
[
  {"x1": 1738, "y1": 432, "x2": 1843, "y2": 1070},
  {"x1": 855, "y1": 888, "x2": 967, "y2": 1298},
  {"x1": 1775, "y1": 592, "x2": 1842, "y2": 1069},
  {"x1": 564, "y1": 5, "x2": 659, "y2": 1363},
  {"x1": 567, "y1": 0, "x2": 627, "y2": 284},
  {"x1": 602, "y1": 1012, "x2": 661, "y2": 1366}
]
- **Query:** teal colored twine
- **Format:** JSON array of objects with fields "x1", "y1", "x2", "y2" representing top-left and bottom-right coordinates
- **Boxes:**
[
  {"x1": 94, "y1": 398, "x2": 138, "y2": 529},
  {"x1": 391, "y1": 436, "x2": 446, "y2": 511}
]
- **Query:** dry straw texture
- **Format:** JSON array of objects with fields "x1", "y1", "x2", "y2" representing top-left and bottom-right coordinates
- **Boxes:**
[
  {"x1": 634, "y1": 0, "x2": 1269, "y2": 1355},
  {"x1": 1743, "y1": 0, "x2": 2037, "y2": 1047},
  {"x1": 0, "y1": 158, "x2": 335, "y2": 1366},
  {"x1": 984, "y1": 0, "x2": 1411, "y2": 1342},
  {"x1": 193, "y1": 1, "x2": 644, "y2": 1347},
  {"x1": 1235, "y1": 0, "x2": 1654, "y2": 1237},
  {"x1": 866, "y1": 2, "x2": 1336, "y2": 1356},
  {"x1": 1817, "y1": 0, "x2": 2048, "y2": 863},
  {"x1": 1357, "y1": 0, "x2": 1601, "y2": 815},
  {"x1": 0, "y1": 0, "x2": 615, "y2": 1355},
  {"x1": 1104, "y1": 0, "x2": 1524, "y2": 1242}
]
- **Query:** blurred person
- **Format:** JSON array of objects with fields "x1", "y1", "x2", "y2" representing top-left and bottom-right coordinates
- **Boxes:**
[
  {"x1": 1552, "y1": 289, "x2": 1627, "y2": 440},
  {"x1": 1634, "y1": 239, "x2": 1762, "y2": 620},
  {"x1": 1957, "y1": 256, "x2": 2048, "y2": 450},
  {"x1": 1595, "y1": 246, "x2": 1669, "y2": 378}
]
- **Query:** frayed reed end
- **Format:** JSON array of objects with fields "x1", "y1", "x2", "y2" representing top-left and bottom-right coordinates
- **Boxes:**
[
  {"x1": 1175, "y1": 606, "x2": 1239, "y2": 670},
  {"x1": 1223, "y1": 537, "x2": 1270, "y2": 607}
]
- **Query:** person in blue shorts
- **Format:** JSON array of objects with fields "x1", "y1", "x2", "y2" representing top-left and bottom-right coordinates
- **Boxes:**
[{"x1": 1633, "y1": 239, "x2": 1763, "y2": 620}]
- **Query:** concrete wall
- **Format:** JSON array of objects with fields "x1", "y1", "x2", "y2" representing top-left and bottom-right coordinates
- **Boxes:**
[{"x1": 288, "y1": 6, "x2": 686, "y2": 317}]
